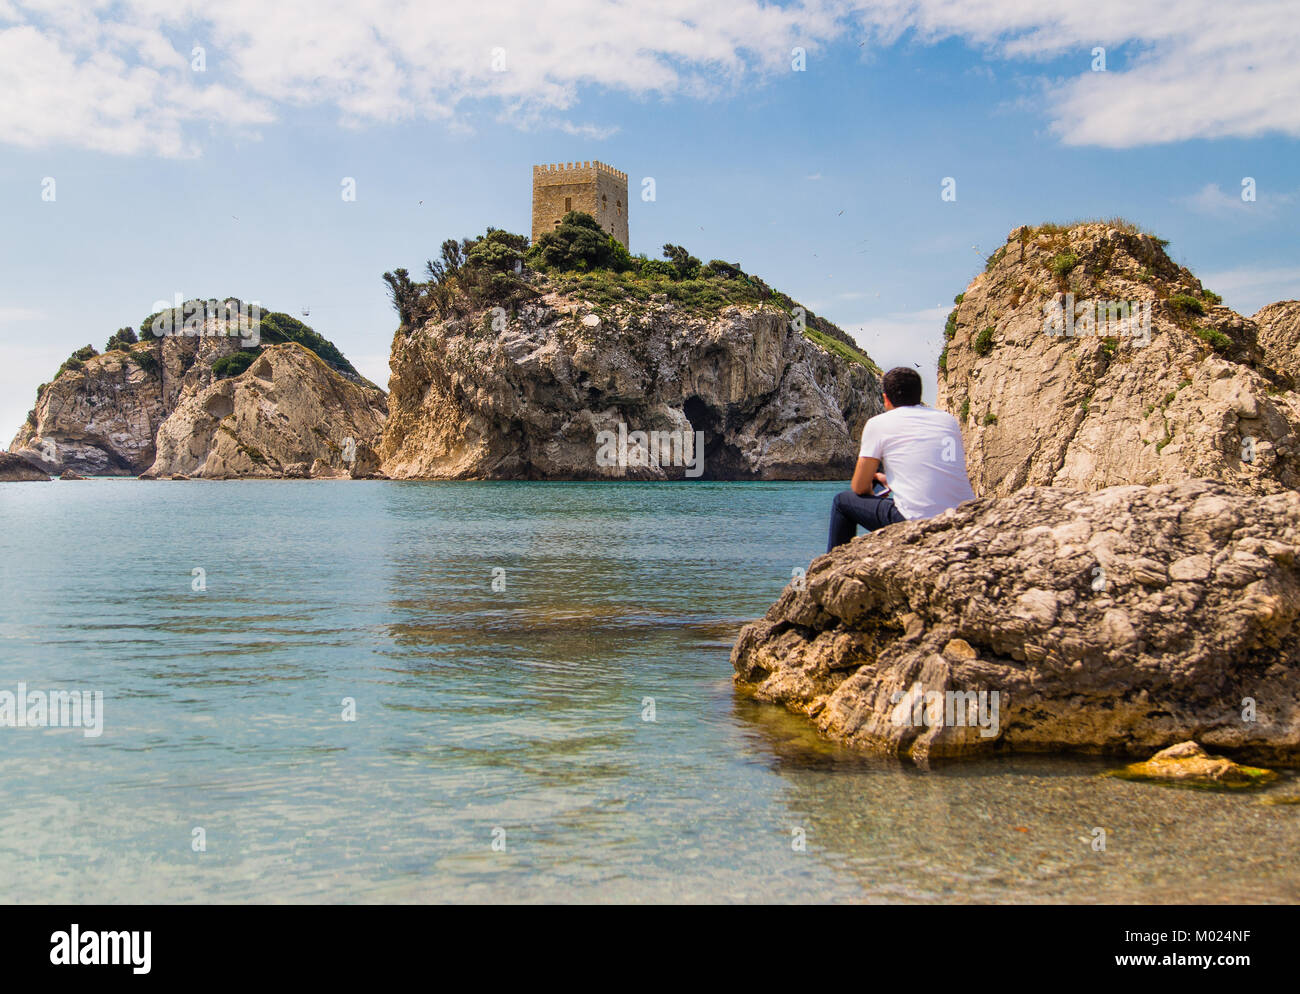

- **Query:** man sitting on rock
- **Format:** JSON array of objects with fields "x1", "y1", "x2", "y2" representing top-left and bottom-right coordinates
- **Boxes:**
[{"x1": 827, "y1": 366, "x2": 975, "y2": 552}]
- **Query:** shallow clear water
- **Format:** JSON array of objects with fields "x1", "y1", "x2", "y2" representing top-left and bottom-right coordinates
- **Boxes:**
[{"x1": 1, "y1": 479, "x2": 1296, "y2": 904}]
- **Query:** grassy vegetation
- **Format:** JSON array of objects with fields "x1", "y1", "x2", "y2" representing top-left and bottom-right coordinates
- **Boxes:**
[
  {"x1": 384, "y1": 211, "x2": 878, "y2": 373},
  {"x1": 1049, "y1": 252, "x2": 1080, "y2": 278},
  {"x1": 983, "y1": 412, "x2": 998, "y2": 425},
  {"x1": 1201, "y1": 288, "x2": 1222, "y2": 305},
  {"x1": 1194, "y1": 325, "x2": 1232, "y2": 351},
  {"x1": 126, "y1": 297, "x2": 360, "y2": 381},
  {"x1": 56, "y1": 344, "x2": 98, "y2": 378},
  {"x1": 212, "y1": 350, "x2": 260, "y2": 380},
  {"x1": 128, "y1": 349, "x2": 158, "y2": 374},
  {"x1": 974, "y1": 326, "x2": 996, "y2": 356},
  {"x1": 959, "y1": 397, "x2": 970, "y2": 421},
  {"x1": 1169, "y1": 293, "x2": 1206, "y2": 316},
  {"x1": 257, "y1": 313, "x2": 358, "y2": 377},
  {"x1": 1030, "y1": 218, "x2": 1166, "y2": 243},
  {"x1": 802, "y1": 326, "x2": 876, "y2": 370}
]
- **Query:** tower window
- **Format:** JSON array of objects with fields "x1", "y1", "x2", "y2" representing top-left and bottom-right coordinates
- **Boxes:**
[
  {"x1": 564, "y1": 197, "x2": 572, "y2": 211},
  {"x1": 616, "y1": 199, "x2": 622, "y2": 217}
]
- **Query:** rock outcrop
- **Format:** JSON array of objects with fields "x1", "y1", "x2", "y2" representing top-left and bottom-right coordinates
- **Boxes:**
[
  {"x1": 937, "y1": 222, "x2": 1300, "y2": 496},
  {"x1": 144, "y1": 343, "x2": 388, "y2": 479},
  {"x1": 9, "y1": 336, "x2": 241, "y2": 475},
  {"x1": 10, "y1": 302, "x2": 384, "y2": 479},
  {"x1": 1253, "y1": 300, "x2": 1300, "y2": 389},
  {"x1": 0, "y1": 452, "x2": 50, "y2": 482},
  {"x1": 381, "y1": 292, "x2": 878, "y2": 480},
  {"x1": 731, "y1": 480, "x2": 1300, "y2": 764}
]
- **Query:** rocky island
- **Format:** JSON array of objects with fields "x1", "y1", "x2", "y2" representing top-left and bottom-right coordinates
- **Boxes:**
[
  {"x1": 379, "y1": 214, "x2": 880, "y2": 480},
  {"x1": 9, "y1": 300, "x2": 386, "y2": 480}
]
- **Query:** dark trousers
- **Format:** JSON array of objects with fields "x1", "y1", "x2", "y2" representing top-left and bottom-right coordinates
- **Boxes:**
[{"x1": 827, "y1": 489, "x2": 905, "y2": 553}]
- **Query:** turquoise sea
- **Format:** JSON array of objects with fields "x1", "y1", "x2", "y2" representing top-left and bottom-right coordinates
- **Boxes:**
[{"x1": 1, "y1": 479, "x2": 1296, "y2": 903}]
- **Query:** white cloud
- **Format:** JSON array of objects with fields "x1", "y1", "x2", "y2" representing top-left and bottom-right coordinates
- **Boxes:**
[
  {"x1": 851, "y1": 0, "x2": 1300, "y2": 147},
  {"x1": 2, "y1": 0, "x2": 1297, "y2": 156},
  {"x1": 1180, "y1": 180, "x2": 1295, "y2": 216},
  {"x1": 1181, "y1": 182, "x2": 1255, "y2": 215}
]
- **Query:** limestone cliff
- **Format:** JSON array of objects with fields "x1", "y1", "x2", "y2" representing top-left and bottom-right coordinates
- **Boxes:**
[
  {"x1": 381, "y1": 290, "x2": 879, "y2": 480},
  {"x1": 9, "y1": 336, "x2": 241, "y2": 475},
  {"x1": 144, "y1": 343, "x2": 387, "y2": 479},
  {"x1": 9, "y1": 301, "x2": 383, "y2": 478},
  {"x1": 1253, "y1": 300, "x2": 1300, "y2": 389},
  {"x1": 732, "y1": 480, "x2": 1300, "y2": 764},
  {"x1": 936, "y1": 222, "x2": 1300, "y2": 496}
]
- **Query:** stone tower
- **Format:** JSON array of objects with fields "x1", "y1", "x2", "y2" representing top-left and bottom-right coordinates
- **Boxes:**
[{"x1": 532, "y1": 161, "x2": 629, "y2": 249}]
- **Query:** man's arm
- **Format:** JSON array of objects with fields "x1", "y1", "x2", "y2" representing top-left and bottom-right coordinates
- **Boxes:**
[{"x1": 850, "y1": 456, "x2": 880, "y2": 496}]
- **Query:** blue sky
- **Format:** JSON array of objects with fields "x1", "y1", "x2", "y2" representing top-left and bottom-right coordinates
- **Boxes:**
[{"x1": 3, "y1": 1, "x2": 1298, "y2": 439}]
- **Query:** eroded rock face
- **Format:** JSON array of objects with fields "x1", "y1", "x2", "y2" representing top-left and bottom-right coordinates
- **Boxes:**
[
  {"x1": 0, "y1": 452, "x2": 50, "y2": 482},
  {"x1": 381, "y1": 295, "x2": 879, "y2": 480},
  {"x1": 731, "y1": 480, "x2": 1300, "y2": 764},
  {"x1": 145, "y1": 343, "x2": 388, "y2": 479},
  {"x1": 1254, "y1": 300, "x2": 1300, "y2": 390},
  {"x1": 9, "y1": 337, "x2": 241, "y2": 475},
  {"x1": 937, "y1": 223, "x2": 1300, "y2": 495}
]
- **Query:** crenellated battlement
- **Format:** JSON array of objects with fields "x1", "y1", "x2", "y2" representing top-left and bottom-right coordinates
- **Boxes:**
[
  {"x1": 533, "y1": 160, "x2": 628, "y2": 182},
  {"x1": 531, "y1": 159, "x2": 629, "y2": 248}
]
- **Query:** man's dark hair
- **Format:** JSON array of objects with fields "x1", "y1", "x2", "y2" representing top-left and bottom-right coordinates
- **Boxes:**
[{"x1": 882, "y1": 367, "x2": 923, "y2": 407}]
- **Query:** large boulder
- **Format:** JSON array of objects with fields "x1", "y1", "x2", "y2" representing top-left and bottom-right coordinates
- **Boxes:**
[
  {"x1": 145, "y1": 343, "x2": 387, "y2": 479},
  {"x1": 731, "y1": 480, "x2": 1300, "y2": 764},
  {"x1": 937, "y1": 222, "x2": 1300, "y2": 496},
  {"x1": 0, "y1": 452, "x2": 51, "y2": 482},
  {"x1": 381, "y1": 291, "x2": 879, "y2": 480}
]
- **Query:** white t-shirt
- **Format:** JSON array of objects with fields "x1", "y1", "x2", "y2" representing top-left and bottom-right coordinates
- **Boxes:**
[{"x1": 859, "y1": 405, "x2": 975, "y2": 520}]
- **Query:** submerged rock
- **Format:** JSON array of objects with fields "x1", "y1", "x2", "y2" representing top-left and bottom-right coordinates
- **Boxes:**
[
  {"x1": 1108, "y1": 741, "x2": 1276, "y2": 789},
  {"x1": 58, "y1": 469, "x2": 87, "y2": 480},
  {"x1": 731, "y1": 480, "x2": 1300, "y2": 764}
]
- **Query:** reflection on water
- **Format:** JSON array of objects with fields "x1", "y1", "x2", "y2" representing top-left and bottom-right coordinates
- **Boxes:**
[{"x1": 0, "y1": 479, "x2": 1296, "y2": 903}]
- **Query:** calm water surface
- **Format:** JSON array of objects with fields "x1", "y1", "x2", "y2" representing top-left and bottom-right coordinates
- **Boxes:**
[{"x1": 1, "y1": 479, "x2": 1296, "y2": 903}]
